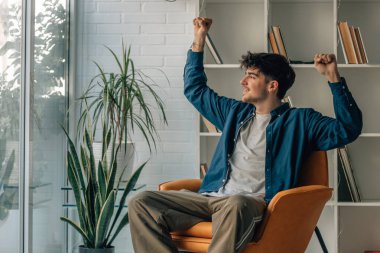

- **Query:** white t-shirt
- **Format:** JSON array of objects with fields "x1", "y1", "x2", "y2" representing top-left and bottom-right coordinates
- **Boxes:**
[{"x1": 202, "y1": 113, "x2": 271, "y2": 199}]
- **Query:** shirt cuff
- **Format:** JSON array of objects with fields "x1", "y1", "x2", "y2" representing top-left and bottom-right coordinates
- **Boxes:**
[{"x1": 186, "y1": 49, "x2": 204, "y2": 66}]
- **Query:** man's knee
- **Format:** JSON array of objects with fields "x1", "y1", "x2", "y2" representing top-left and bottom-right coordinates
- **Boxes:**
[{"x1": 225, "y1": 195, "x2": 250, "y2": 209}]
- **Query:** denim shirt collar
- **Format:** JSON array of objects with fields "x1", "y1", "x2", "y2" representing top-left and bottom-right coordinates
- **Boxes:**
[{"x1": 251, "y1": 102, "x2": 290, "y2": 117}]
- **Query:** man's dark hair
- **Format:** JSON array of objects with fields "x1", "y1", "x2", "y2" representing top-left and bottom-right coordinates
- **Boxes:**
[{"x1": 239, "y1": 52, "x2": 296, "y2": 99}]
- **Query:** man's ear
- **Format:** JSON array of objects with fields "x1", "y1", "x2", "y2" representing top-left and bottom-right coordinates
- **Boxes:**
[{"x1": 267, "y1": 80, "x2": 279, "y2": 95}]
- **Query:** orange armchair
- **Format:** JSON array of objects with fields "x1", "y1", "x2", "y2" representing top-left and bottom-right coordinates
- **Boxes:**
[{"x1": 158, "y1": 151, "x2": 333, "y2": 253}]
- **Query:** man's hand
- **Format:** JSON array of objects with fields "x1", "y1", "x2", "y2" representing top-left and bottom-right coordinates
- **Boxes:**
[
  {"x1": 314, "y1": 53, "x2": 341, "y2": 83},
  {"x1": 192, "y1": 17, "x2": 212, "y2": 52}
]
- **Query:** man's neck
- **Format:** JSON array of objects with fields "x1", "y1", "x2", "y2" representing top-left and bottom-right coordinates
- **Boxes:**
[{"x1": 253, "y1": 99, "x2": 283, "y2": 115}]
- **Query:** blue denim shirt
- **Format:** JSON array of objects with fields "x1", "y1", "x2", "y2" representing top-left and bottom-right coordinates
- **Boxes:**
[{"x1": 183, "y1": 49, "x2": 363, "y2": 204}]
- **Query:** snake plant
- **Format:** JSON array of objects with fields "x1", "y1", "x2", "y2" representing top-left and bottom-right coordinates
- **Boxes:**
[{"x1": 61, "y1": 123, "x2": 146, "y2": 248}]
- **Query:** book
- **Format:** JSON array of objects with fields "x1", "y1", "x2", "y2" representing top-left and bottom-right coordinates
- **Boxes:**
[
  {"x1": 200, "y1": 163, "x2": 208, "y2": 178},
  {"x1": 337, "y1": 146, "x2": 361, "y2": 202},
  {"x1": 355, "y1": 27, "x2": 368, "y2": 64},
  {"x1": 205, "y1": 33, "x2": 223, "y2": 64},
  {"x1": 269, "y1": 31, "x2": 279, "y2": 54},
  {"x1": 271, "y1": 26, "x2": 288, "y2": 59},
  {"x1": 201, "y1": 116, "x2": 219, "y2": 133},
  {"x1": 350, "y1": 26, "x2": 362, "y2": 64},
  {"x1": 338, "y1": 21, "x2": 358, "y2": 64},
  {"x1": 269, "y1": 27, "x2": 313, "y2": 64}
]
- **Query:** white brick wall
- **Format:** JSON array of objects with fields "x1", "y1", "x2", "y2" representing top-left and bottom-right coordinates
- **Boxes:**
[{"x1": 76, "y1": 2, "x2": 197, "y2": 251}]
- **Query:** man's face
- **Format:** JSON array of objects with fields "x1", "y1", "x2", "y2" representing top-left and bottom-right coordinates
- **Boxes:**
[{"x1": 240, "y1": 67, "x2": 272, "y2": 104}]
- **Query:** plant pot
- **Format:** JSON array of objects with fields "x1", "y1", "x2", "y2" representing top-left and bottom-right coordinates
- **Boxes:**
[
  {"x1": 93, "y1": 142, "x2": 135, "y2": 185},
  {"x1": 79, "y1": 246, "x2": 115, "y2": 253}
]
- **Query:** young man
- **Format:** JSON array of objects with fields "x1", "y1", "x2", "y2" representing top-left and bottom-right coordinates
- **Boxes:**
[{"x1": 128, "y1": 17, "x2": 363, "y2": 253}]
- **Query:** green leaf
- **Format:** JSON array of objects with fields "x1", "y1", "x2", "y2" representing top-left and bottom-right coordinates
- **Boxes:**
[
  {"x1": 68, "y1": 151, "x2": 86, "y2": 196},
  {"x1": 95, "y1": 190, "x2": 116, "y2": 248},
  {"x1": 105, "y1": 45, "x2": 123, "y2": 74},
  {"x1": 62, "y1": 126, "x2": 84, "y2": 180},
  {"x1": 85, "y1": 174, "x2": 96, "y2": 231},
  {"x1": 80, "y1": 146, "x2": 89, "y2": 179},
  {"x1": 61, "y1": 217, "x2": 92, "y2": 248},
  {"x1": 97, "y1": 160, "x2": 107, "y2": 203},
  {"x1": 95, "y1": 192, "x2": 101, "y2": 223},
  {"x1": 84, "y1": 128, "x2": 98, "y2": 197},
  {"x1": 67, "y1": 152, "x2": 89, "y2": 235},
  {"x1": 106, "y1": 144, "x2": 120, "y2": 196}
]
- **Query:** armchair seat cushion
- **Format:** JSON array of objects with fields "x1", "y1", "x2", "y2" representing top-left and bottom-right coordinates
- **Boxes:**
[
  {"x1": 171, "y1": 221, "x2": 212, "y2": 239},
  {"x1": 170, "y1": 234, "x2": 259, "y2": 253}
]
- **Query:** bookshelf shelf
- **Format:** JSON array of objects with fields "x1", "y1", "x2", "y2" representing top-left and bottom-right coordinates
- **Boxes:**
[
  {"x1": 200, "y1": 132, "x2": 222, "y2": 137},
  {"x1": 203, "y1": 64, "x2": 380, "y2": 69},
  {"x1": 204, "y1": 64, "x2": 240, "y2": 69},
  {"x1": 338, "y1": 202, "x2": 380, "y2": 207},
  {"x1": 359, "y1": 133, "x2": 380, "y2": 138},
  {"x1": 290, "y1": 64, "x2": 315, "y2": 68},
  {"x1": 337, "y1": 64, "x2": 380, "y2": 68},
  {"x1": 196, "y1": 0, "x2": 379, "y2": 252}
]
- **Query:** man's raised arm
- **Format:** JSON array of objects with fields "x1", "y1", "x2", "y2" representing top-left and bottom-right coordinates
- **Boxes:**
[
  {"x1": 307, "y1": 53, "x2": 363, "y2": 150},
  {"x1": 183, "y1": 17, "x2": 240, "y2": 131}
]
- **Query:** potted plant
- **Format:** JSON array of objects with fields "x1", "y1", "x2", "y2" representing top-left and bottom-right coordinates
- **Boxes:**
[{"x1": 60, "y1": 42, "x2": 168, "y2": 252}]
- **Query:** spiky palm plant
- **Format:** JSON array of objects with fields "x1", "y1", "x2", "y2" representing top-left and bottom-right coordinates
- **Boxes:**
[
  {"x1": 60, "y1": 42, "x2": 168, "y2": 249},
  {"x1": 77, "y1": 42, "x2": 168, "y2": 152}
]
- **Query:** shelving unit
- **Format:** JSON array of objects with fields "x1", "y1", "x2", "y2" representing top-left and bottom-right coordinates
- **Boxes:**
[{"x1": 195, "y1": 0, "x2": 380, "y2": 252}]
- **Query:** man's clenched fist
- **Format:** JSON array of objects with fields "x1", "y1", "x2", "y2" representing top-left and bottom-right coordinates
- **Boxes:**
[
  {"x1": 314, "y1": 53, "x2": 341, "y2": 83},
  {"x1": 192, "y1": 17, "x2": 213, "y2": 52}
]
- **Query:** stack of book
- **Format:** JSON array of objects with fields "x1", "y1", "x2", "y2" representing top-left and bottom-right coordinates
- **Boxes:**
[
  {"x1": 338, "y1": 21, "x2": 368, "y2": 64},
  {"x1": 269, "y1": 25, "x2": 288, "y2": 59},
  {"x1": 337, "y1": 145, "x2": 361, "y2": 202},
  {"x1": 269, "y1": 26, "x2": 314, "y2": 64}
]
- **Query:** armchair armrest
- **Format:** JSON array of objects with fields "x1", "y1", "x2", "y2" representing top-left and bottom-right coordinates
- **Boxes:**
[
  {"x1": 158, "y1": 179, "x2": 202, "y2": 192},
  {"x1": 253, "y1": 185, "x2": 333, "y2": 251}
]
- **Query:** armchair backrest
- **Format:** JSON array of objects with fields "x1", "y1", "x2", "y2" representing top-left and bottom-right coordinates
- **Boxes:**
[
  {"x1": 297, "y1": 150, "x2": 329, "y2": 187},
  {"x1": 251, "y1": 150, "x2": 331, "y2": 250}
]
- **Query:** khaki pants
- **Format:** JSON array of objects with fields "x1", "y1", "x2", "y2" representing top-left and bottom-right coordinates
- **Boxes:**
[{"x1": 128, "y1": 189, "x2": 267, "y2": 253}]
